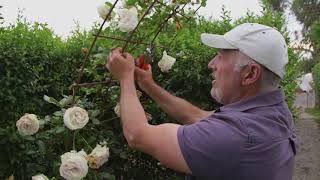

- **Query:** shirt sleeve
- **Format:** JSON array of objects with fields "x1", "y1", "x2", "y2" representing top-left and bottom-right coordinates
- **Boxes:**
[{"x1": 177, "y1": 117, "x2": 242, "y2": 179}]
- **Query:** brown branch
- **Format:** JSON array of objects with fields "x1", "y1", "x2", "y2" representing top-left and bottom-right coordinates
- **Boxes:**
[
  {"x1": 122, "y1": 0, "x2": 158, "y2": 52},
  {"x1": 194, "y1": 4, "x2": 202, "y2": 14}
]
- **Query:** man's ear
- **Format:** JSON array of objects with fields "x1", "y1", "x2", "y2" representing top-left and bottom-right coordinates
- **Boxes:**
[{"x1": 241, "y1": 63, "x2": 262, "y2": 86}]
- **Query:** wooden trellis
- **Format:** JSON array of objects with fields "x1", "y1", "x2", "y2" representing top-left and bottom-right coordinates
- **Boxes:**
[{"x1": 71, "y1": 0, "x2": 202, "y2": 103}]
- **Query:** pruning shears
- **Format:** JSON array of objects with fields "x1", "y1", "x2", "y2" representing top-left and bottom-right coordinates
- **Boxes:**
[{"x1": 137, "y1": 44, "x2": 154, "y2": 70}]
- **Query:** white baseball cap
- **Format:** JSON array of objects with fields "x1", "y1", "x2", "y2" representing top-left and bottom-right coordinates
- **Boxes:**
[{"x1": 201, "y1": 23, "x2": 288, "y2": 78}]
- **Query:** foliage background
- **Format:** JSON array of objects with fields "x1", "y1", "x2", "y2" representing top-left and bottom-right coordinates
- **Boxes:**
[
  {"x1": 0, "y1": 1, "x2": 299, "y2": 179},
  {"x1": 312, "y1": 63, "x2": 320, "y2": 108}
]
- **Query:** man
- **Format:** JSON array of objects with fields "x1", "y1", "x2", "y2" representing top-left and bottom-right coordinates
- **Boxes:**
[{"x1": 106, "y1": 23, "x2": 296, "y2": 180}]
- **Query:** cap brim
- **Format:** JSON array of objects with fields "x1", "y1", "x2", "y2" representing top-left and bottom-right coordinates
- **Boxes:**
[{"x1": 201, "y1": 33, "x2": 237, "y2": 49}]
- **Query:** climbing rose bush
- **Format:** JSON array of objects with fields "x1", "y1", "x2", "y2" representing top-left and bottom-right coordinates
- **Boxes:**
[{"x1": 16, "y1": 113, "x2": 39, "y2": 136}]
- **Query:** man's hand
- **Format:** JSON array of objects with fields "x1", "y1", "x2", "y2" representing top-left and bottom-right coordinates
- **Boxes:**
[
  {"x1": 134, "y1": 60, "x2": 155, "y2": 92},
  {"x1": 106, "y1": 48, "x2": 135, "y2": 80}
]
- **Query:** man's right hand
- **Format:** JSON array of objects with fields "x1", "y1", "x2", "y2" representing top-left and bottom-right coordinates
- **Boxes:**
[
  {"x1": 134, "y1": 58, "x2": 211, "y2": 124},
  {"x1": 134, "y1": 59, "x2": 155, "y2": 92}
]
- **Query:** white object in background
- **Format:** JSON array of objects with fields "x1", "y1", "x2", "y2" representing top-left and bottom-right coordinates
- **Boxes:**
[
  {"x1": 118, "y1": 7, "x2": 138, "y2": 32},
  {"x1": 297, "y1": 73, "x2": 313, "y2": 92},
  {"x1": 97, "y1": 3, "x2": 112, "y2": 20}
]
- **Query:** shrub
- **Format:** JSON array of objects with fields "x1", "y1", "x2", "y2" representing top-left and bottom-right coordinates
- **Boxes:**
[{"x1": 312, "y1": 63, "x2": 320, "y2": 108}]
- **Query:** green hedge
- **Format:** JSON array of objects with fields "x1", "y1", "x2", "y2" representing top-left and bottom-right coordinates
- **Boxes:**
[
  {"x1": 312, "y1": 63, "x2": 320, "y2": 108},
  {"x1": 0, "y1": 21, "x2": 86, "y2": 122},
  {"x1": 0, "y1": 21, "x2": 88, "y2": 178}
]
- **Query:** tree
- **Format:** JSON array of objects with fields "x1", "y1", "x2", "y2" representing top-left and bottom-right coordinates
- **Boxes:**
[
  {"x1": 291, "y1": 0, "x2": 320, "y2": 32},
  {"x1": 291, "y1": 0, "x2": 320, "y2": 57},
  {"x1": 0, "y1": 6, "x2": 3, "y2": 24},
  {"x1": 261, "y1": 0, "x2": 288, "y2": 12}
]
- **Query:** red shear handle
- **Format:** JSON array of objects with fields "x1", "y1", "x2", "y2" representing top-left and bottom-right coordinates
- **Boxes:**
[{"x1": 138, "y1": 54, "x2": 149, "y2": 70}]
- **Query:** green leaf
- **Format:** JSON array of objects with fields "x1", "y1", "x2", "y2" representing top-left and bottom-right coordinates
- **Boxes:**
[
  {"x1": 26, "y1": 150, "x2": 36, "y2": 155},
  {"x1": 22, "y1": 136, "x2": 35, "y2": 141},
  {"x1": 105, "y1": 2, "x2": 113, "y2": 8},
  {"x1": 44, "y1": 115, "x2": 51, "y2": 123},
  {"x1": 37, "y1": 140, "x2": 46, "y2": 152},
  {"x1": 55, "y1": 126, "x2": 66, "y2": 134},
  {"x1": 92, "y1": 118, "x2": 101, "y2": 125},
  {"x1": 89, "y1": 109, "x2": 100, "y2": 118},
  {"x1": 120, "y1": 151, "x2": 128, "y2": 159},
  {"x1": 43, "y1": 95, "x2": 62, "y2": 107},
  {"x1": 100, "y1": 172, "x2": 116, "y2": 180},
  {"x1": 53, "y1": 110, "x2": 64, "y2": 117},
  {"x1": 59, "y1": 95, "x2": 73, "y2": 107},
  {"x1": 38, "y1": 120, "x2": 46, "y2": 126}
]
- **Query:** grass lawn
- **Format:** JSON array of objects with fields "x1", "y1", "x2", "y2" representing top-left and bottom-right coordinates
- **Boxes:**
[{"x1": 305, "y1": 107, "x2": 320, "y2": 122}]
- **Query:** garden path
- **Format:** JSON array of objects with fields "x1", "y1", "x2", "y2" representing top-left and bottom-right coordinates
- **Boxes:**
[{"x1": 293, "y1": 91, "x2": 320, "y2": 180}]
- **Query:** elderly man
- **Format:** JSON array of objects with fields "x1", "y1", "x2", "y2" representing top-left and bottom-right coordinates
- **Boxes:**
[{"x1": 106, "y1": 23, "x2": 296, "y2": 180}]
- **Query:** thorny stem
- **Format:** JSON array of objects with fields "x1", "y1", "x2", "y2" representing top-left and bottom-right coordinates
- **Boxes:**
[{"x1": 73, "y1": 130, "x2": 77, "y2": 150}]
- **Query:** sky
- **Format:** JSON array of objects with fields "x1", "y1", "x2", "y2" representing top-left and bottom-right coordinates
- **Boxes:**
[{"x1": 1, "y1": 0, "x2": 301, "y2": 41}]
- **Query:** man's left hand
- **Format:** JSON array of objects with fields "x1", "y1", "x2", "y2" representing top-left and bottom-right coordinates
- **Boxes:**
[{"x1": 106, "y1": 48, "x2": 135, "y2": 80}]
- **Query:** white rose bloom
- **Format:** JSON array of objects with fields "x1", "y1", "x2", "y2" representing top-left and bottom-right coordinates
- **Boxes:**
[
  {"x1": 87, "y1": 144, "x2": 110, "y2": 169},
  {"x1": 63, "y1": 107, "x2": 89, "y2": 130},
  {"x1": 158, "y1": 51, "x2": 176, "y2": 72},
  {"x1": 97, "y1": 3, "x2": 112, "y2": 20},
  {"x1": 16, "y1": 113, "x2": 39, "y2": 136},
  {"x1": 60, "y1": 150, "x2": 88, "y2": 180},
  {"x1": 118, "y1": 7, "x2": 138, "y2": 32},
  {"x1": 43, "y1": 95, "x2": 50, "y2": 102},
  {"x1": 32, "y1": 174, "x2": 49, "y2": 180}
]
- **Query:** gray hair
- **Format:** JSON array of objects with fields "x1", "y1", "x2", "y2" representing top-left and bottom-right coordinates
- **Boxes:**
[{"x1": 234, "y1": 51, "x2": 281, "y2": 89}]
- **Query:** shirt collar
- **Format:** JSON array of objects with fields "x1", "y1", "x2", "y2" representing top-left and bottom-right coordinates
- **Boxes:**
[{"x1": 220, "y1": 89, "x2": 285, "y2": 112}]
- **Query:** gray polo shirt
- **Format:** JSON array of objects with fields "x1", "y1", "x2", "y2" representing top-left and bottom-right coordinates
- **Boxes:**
[{"x1": 177, "y1": 89, "x2": 296, "y2": 180}]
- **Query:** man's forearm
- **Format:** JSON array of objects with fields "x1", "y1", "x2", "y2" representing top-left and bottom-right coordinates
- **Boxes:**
[
  {"x1": 120, "y1": 77, "x2": 148, "y2": 142},
  {"x1": 142, "y1": 82, "x2": 211, "y2": 124}
]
